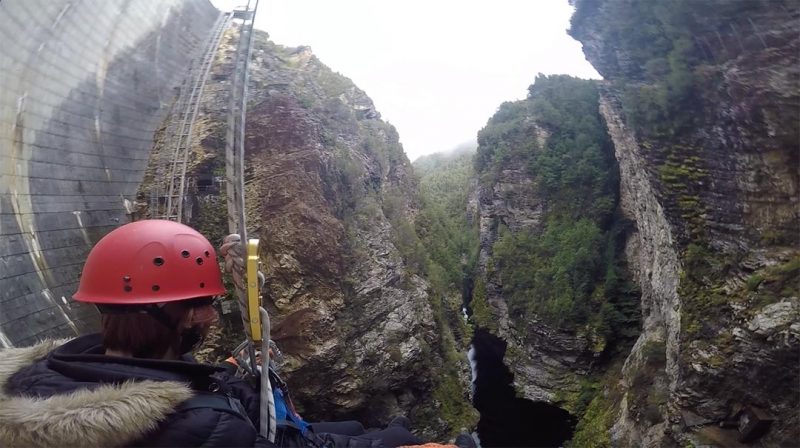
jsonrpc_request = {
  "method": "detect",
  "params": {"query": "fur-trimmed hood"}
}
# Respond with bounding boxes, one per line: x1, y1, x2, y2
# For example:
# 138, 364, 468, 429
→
0, 337, 194, 447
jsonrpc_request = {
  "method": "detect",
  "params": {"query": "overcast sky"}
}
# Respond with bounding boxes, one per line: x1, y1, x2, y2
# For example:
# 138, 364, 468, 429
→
211, 0, 600, 161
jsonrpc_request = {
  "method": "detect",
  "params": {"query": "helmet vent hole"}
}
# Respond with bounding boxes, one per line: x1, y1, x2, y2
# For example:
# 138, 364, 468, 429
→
196, 257, 204, 265
181, 250, 190, 258
204, 250, 210, 257
123, 285, 133, 292
153, 257, 164, 266
199, 282, 205, 288
152, 285, 160, 292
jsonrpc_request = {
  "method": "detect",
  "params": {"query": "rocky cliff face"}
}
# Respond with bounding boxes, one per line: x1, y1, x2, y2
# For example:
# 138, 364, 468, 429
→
141, 27, 472, 437
571, 0, 799, 445
468, 77, 635, 421
598, 92, 685, 446
471, 148, 591, 404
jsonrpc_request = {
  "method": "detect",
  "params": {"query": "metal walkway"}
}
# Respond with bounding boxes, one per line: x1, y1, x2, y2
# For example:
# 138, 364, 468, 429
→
225, 0, 259, 236
150, 11, 231, 222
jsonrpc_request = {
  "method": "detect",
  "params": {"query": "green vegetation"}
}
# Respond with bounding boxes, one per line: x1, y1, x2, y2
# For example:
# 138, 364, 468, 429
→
568, 392, 614, 448
410, 147, 485, 434
427, 300, 480, 433
414, 148, 480, 295
568, 0, 701, 137
570, 342, 666, 448
569, 0, 769, 136
566, 363, 626, 448
412, 149, 480, 304
430, 368, 479, 432
469, 278, 496, 333
474, 100, 533, 175
191, 160, 229, 247
745, 273, 764, 292
476, 75, 640, 345
569, 0, 764, 138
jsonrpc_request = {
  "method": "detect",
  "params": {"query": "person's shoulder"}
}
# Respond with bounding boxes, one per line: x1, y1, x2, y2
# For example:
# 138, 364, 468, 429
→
1, 338, 75, 396
0, 377, 194, 447
152, 393, 259, 446
0, 338, 69, 372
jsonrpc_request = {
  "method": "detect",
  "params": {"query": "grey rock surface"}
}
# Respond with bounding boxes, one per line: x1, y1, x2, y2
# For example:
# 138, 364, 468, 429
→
600, 91, 682, 446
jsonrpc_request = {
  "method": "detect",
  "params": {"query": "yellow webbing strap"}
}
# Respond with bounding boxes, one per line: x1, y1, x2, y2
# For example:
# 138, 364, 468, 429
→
246, 238, 262, 342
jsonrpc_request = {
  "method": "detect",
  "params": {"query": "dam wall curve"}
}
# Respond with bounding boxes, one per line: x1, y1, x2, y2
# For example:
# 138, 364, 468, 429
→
0, 0, 219, 347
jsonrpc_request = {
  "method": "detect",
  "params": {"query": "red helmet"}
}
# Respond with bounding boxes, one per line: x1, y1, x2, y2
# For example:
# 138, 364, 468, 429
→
73, 220, 226, 304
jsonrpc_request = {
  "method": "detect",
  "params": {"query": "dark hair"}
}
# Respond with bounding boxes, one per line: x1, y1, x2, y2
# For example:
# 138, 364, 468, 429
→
101, 299, 218, 359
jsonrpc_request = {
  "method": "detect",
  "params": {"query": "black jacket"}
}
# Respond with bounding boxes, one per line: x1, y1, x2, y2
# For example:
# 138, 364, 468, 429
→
0, 334, 275, 447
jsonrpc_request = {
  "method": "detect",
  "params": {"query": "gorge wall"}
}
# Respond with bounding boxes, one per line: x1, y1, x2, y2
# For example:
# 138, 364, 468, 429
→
569, 1, 799, 446
468, 74, 641, 417
458, 1, 798, 446
0, 0, 220, 347
143, 29, 476, 437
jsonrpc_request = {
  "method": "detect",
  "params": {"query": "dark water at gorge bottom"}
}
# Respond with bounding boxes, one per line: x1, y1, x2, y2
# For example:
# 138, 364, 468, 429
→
471, 329, 577, 447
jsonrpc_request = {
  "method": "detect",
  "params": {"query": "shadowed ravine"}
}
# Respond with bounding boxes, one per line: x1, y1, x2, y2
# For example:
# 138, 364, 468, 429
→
471, 329, 577, 447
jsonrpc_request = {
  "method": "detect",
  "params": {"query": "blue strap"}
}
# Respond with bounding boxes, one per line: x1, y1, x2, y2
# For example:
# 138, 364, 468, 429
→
274, 388, 310, 434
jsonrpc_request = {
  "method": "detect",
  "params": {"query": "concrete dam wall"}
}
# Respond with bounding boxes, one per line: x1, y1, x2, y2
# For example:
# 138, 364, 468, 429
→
0, 0, 220, 347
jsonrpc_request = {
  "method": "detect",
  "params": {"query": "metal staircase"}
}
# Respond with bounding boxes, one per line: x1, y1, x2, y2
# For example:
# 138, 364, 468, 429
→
151, 11, 231, 222
225, 0, 259, 235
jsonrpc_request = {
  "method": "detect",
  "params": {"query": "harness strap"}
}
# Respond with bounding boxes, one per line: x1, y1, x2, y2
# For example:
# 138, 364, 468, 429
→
177, 392, 252, 424
176, 393, 310, 430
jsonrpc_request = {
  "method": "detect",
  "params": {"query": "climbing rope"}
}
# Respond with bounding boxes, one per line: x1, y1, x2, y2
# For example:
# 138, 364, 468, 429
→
221, 0, 276, 442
